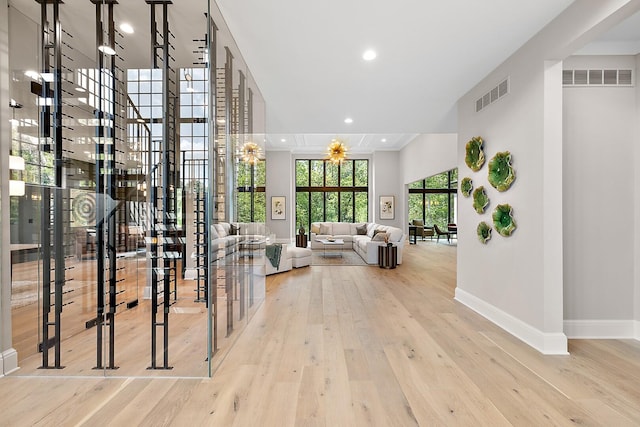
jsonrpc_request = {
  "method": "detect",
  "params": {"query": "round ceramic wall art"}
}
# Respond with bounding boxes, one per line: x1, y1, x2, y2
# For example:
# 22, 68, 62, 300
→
493, 203, 517, 236
488, 151, 516, 192
460, 177, 473, 197
472, 186, 489, 214
477, 221, 492, 244
465, 136, 485, 172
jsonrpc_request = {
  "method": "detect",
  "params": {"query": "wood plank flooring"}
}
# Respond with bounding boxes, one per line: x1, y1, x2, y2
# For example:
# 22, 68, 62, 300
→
2, 241, 640, 426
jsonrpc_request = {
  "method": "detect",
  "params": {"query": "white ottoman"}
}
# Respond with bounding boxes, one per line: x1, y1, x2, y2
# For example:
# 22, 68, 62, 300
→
289, 246, 312, 268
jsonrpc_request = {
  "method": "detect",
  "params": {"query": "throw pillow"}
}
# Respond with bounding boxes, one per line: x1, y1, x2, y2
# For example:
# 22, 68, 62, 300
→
413, 219, 424, 227
210, 225, 220, 240
311, 224, 320, 234
356, 224, 367, 235
372, 232, 387, 242
319, 224, 331, 235
230, 224, 241, 235
214, 224, 227, 237
372, 228, 386, 238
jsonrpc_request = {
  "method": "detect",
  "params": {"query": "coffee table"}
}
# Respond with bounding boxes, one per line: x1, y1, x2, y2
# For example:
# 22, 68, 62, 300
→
316, 238, 344, 258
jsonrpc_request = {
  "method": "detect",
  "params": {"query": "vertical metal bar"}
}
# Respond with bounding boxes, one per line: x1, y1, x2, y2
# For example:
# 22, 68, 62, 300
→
94, 0, 104, 371
162, 1, 170, 369
39, 0, 51, 370
106, 1, 118, 370
52, 0, 65, 369
148, 0, 158, 371
224, 47, 233, 220
207, 14, 219, 371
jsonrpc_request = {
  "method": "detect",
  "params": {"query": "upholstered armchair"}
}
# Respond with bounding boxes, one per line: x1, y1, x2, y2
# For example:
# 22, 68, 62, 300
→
411, 219, 434, 240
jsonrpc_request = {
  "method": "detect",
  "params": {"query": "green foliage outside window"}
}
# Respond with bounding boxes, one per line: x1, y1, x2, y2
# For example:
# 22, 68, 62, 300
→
236, 160, 266, 222
295, 159, 368, 231
408, 168, 457, 229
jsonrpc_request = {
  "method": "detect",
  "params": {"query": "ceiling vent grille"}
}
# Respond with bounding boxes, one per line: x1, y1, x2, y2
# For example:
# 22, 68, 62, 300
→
475, 78, 509, 112
563, 69, 633, 87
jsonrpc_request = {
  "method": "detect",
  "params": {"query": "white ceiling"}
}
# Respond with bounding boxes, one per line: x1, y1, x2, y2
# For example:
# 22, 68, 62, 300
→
10, 1, 640, 155
216, 0, 575, 151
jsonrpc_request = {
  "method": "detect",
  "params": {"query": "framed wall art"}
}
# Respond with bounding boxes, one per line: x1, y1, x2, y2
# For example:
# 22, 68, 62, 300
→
271, 196, 286, 220
379, 195, 395, 220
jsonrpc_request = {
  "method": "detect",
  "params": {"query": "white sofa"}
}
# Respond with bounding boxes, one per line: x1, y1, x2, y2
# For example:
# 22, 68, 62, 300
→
209, 222, 299, 275
310, 222, 405, 264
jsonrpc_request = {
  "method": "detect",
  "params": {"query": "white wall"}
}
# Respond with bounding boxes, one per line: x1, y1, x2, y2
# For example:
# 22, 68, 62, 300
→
265, 151, 294, 241
372, 151, 403, 229
1, 0, 19, 375
399, 134, 457, 186
454, 1, 640, 354
265, 150, 410, 238
562, 55, 637, 337
637, 55, 640, 339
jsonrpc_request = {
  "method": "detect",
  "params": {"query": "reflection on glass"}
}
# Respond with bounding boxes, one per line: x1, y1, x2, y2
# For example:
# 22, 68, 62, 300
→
7, 0, 266, 379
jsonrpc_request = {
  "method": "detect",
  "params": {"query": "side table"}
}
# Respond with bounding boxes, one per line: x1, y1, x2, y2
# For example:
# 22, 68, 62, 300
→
296, 234, 308, 248
378, 244, 397, 269
408, 225, 418, 244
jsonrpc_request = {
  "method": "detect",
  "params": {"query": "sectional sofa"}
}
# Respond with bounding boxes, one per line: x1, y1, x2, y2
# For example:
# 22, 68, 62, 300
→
208, 222, 309, 275
310, 222, 405, 264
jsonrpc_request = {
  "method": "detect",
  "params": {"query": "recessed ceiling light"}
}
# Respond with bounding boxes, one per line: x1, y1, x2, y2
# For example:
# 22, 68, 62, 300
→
381, 138, 387, 142
120, 23, 134, 34
280, 138, 286, 143
344, 117, 353, 124
75, 87, 86, 92
362, 49, 377, 61
98, 45, 116, 56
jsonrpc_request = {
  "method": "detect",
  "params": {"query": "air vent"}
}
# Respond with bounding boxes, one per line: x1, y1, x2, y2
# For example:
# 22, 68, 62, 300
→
475, 77, 509, 112
619, 69, 632, 85
563, 69, 633, 86
589, 70, 602, 85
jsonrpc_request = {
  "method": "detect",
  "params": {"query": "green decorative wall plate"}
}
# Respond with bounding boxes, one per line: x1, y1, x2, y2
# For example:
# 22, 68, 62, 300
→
493, 204, 517, 236
472, 186, 489, 214
477, 221, 492, 244
488, 151, 515, 192
465, 136, 485, 172
460, 177, 473, 197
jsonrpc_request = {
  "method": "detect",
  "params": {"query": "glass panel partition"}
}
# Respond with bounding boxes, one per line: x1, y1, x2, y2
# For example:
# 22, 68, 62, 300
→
8, 0, 266, 378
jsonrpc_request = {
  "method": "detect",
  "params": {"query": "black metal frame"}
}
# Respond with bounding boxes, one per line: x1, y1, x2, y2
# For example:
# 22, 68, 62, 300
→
37, 0, 65, 370
91, 0, 119, 371
295, 159, 369, 232
408, 169, 457, 226
147, 0, 177, 371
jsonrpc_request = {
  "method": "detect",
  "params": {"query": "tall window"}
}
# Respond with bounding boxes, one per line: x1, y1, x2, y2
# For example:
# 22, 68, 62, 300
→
408, 168, 457, 228
236, 161, 265, 222
295, 159, 368, 231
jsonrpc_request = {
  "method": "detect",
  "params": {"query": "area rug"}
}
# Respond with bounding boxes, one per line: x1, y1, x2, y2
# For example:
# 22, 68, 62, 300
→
311, 249, 368, 266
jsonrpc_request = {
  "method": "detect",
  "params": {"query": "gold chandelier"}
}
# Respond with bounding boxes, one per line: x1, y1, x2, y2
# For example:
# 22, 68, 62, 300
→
240, 141, 262, 165
326, 139, 348, 165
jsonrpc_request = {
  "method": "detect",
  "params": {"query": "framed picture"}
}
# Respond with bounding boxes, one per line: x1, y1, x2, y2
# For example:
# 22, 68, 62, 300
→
271, 196, 286, 220
379, 195, 395, 220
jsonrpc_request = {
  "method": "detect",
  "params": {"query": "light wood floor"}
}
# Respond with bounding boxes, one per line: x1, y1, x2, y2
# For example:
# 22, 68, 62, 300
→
2, 241, 640, 426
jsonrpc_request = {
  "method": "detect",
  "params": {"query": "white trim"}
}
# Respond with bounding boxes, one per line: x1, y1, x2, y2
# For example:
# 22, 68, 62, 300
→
564, 319, 637, 339
454, 288, 568, 355
1, 348, 19, 376
636, 321, 640, 340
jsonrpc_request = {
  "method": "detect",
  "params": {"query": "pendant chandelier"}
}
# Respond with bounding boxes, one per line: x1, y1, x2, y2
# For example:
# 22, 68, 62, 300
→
240, 141, 262, 165
326, 138, 348, 165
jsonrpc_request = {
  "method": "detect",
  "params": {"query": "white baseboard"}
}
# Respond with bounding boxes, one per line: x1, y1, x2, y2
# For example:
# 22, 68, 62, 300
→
454, 288, 568, 355
564, 319, 638, 339
1, 348, 19, 376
